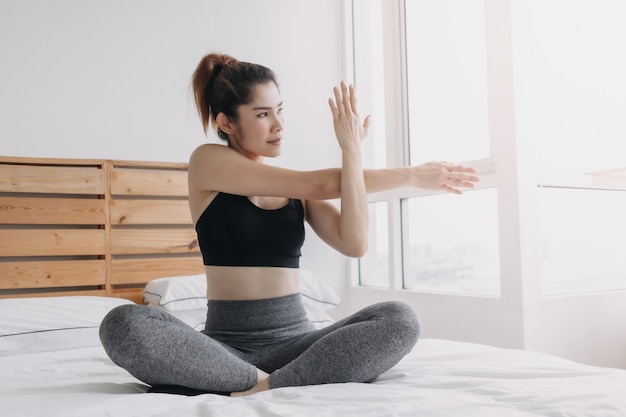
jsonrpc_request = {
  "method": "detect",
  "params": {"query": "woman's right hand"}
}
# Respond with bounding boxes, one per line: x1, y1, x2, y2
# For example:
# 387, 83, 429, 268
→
409, 161, 480, 195
328, 81, 371, 151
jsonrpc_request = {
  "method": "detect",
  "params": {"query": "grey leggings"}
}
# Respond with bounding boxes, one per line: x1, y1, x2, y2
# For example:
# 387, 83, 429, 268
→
99, 294, 420, 393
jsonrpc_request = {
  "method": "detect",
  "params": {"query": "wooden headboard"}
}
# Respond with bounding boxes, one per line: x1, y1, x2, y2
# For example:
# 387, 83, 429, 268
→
0, 156, 204, 303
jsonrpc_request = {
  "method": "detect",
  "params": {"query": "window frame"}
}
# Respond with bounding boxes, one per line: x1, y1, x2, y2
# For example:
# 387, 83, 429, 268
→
348, 0, 626, 301
350, 0, 501, 297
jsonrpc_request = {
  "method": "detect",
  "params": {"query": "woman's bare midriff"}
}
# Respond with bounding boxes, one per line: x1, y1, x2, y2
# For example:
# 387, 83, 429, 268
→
204, 265, 300, 300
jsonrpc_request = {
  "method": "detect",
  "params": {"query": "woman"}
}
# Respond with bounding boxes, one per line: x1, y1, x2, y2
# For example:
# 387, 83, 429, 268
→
100, 53, 479, 397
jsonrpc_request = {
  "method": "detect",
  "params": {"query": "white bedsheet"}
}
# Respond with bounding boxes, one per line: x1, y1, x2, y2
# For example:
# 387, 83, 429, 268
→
2, 338, 625, 417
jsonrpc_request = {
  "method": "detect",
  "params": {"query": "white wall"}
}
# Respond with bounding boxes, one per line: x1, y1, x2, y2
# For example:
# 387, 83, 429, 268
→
0, 0, 350, 295
0, 0, 346, 164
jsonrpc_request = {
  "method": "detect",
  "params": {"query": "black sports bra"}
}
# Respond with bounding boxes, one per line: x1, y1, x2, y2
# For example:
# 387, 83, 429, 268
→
195, 192, 305, 268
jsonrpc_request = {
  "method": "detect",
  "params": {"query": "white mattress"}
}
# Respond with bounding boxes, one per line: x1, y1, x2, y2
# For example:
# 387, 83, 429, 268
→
1, 296, 625, 417
3, 338, 626, 417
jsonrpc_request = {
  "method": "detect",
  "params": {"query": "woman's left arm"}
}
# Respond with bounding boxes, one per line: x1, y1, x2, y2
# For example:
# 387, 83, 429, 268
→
306, 82, 369, 258
307, 161, 480, 200
364, 162, 480, 195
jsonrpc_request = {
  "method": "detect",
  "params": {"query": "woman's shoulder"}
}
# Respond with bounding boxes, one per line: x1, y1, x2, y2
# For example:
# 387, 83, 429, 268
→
189, 143, 243, 169
190, 143, 230, 159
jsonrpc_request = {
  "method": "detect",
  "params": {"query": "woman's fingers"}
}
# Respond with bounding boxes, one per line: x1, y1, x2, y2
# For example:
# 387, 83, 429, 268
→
342, 82, 351, 113
443, 185, 463, 195
441, 162, 477, 174
332, 87, 341, 116
362, 115, 371, 138
441, 163, 480, 184
328, 96, 338, 117
330, 81, 359, 117
329, 81, 370, 145
349, 84, 359, 115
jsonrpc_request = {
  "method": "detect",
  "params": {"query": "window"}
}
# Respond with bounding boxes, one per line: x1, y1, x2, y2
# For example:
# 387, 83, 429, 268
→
512, 0, 626, 181
354, 0, 499, 295
352, 0, 626, 297
405, 0, 490, 164
402, 188, 500, 295
512, 0, 626, 294
352, 0, 387, 171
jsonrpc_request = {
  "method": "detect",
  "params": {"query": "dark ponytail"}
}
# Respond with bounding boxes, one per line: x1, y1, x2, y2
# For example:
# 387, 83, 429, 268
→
191, 53, 278, 140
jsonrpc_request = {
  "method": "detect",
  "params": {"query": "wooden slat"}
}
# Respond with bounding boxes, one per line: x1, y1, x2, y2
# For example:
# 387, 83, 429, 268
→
0, 157, 194, 302
110, 256, 204, 285
110, 168, 188, 196
110, 287, 145, 304
0, 229, 106, 256
110, 199, 192, 225
0, 196, 106, 225
0, 156, 105, 166
111, 160, 188, 170
0, 289, 107, 299
0, 260, 106, 289
110, 228, 199, 255
0, 164, 106, 194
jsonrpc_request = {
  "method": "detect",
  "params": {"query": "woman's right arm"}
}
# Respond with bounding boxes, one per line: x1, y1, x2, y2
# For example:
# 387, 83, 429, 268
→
311, 82, 370, 257
363, 162, 479, 195
188, 144, 479, 204
187, 143, 340, 201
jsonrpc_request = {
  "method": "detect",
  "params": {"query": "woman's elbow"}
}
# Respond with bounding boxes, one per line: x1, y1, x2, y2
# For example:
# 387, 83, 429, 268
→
342, 239, 368, 258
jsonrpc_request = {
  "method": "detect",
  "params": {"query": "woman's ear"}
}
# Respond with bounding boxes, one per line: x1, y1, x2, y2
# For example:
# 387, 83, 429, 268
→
216, 112, 235, 135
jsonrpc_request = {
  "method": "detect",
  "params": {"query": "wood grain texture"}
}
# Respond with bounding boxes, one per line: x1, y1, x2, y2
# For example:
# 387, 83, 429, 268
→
0, 289, 107, 299
0, 260, 106, 289
0, 196, 106, 225
0, 156, 202, 301
0, 164, 106, 194
110, 228, 199, 255
110, 287, 146, 304
0, 229, 106, 257
110, 199, 192, 225
110, 168, 188, 196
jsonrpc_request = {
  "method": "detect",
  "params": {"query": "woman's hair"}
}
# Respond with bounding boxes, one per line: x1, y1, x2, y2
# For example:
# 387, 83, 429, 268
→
191, 52, 278, 140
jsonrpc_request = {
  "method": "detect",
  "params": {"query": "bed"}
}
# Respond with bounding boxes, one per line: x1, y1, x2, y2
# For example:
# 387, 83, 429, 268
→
2, 156, 626, 417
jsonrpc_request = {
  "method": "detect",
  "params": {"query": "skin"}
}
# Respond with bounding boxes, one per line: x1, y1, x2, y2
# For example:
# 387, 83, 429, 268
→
187, 81, 479, 396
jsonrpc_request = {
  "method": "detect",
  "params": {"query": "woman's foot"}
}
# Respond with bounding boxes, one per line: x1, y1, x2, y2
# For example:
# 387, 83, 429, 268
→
231, 369, 270, 397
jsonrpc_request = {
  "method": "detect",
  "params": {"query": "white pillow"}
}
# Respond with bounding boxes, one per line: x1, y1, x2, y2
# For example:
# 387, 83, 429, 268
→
0, 296, 133, 356
298, 269, 340, 328
168, 308, 207, 331
143, 274, 207, 310
144, 270, 340, 328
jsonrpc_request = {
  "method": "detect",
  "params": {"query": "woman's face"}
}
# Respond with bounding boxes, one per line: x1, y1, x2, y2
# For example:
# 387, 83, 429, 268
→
229, 82, 285, 161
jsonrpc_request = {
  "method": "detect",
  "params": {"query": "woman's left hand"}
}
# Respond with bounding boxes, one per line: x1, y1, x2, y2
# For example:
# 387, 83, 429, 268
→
410, 161, 480, 195
328, 81, 371, 151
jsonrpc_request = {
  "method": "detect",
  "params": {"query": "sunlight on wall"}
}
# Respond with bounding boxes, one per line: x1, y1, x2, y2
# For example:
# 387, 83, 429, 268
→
512, 0, 626, 294
512, 0, 626, 177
